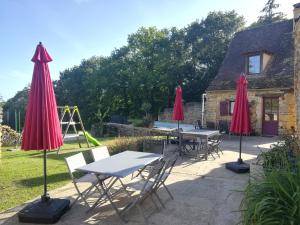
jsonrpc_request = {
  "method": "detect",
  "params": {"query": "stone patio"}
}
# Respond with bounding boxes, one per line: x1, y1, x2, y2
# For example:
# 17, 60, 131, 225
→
0, 136, 277, 225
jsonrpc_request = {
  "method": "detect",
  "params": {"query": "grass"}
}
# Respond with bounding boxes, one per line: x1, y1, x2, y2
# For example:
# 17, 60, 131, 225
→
0, 137, 116, 212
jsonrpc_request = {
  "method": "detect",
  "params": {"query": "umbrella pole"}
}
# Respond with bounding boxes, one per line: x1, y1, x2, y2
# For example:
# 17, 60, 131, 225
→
238, 134, 243, 164
42, 149, 50, 202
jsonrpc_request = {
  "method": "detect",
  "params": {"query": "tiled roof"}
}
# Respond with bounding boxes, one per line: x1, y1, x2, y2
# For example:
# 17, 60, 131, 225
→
207, 20, 294, 91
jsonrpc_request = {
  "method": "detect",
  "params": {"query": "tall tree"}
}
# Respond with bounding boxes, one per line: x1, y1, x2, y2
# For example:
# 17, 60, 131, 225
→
184, 11, 245, 101
250, 0, 286, 28
2, 86, 29, 129
7, 10, 245, 129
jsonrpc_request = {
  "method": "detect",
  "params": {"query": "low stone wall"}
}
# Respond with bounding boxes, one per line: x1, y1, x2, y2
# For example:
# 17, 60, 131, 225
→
158, 102, 202, 124
104, 123, 164, 137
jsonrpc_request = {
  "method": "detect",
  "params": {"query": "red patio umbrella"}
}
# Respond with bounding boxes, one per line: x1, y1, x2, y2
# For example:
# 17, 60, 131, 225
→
19, 43, 69, 224
226, 74, 251, 173
172, 85, 184, 131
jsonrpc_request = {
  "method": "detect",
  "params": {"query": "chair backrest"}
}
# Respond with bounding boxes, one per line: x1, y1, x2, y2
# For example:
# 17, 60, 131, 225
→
141, 159, 165, 194
154, 154, 178, 189
91, 146, 110, 161
65, 152, 87, 177
210, 133, 222, 144
163, 142, 179, 156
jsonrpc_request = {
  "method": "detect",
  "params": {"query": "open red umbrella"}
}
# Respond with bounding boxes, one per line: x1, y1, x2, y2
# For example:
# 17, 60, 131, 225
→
172, 85, 184, 130
226, 74, 251, 173
19, 43, 69, 223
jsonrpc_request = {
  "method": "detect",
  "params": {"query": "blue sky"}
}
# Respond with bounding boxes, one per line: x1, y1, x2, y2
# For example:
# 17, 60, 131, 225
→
0, 0, 297, 100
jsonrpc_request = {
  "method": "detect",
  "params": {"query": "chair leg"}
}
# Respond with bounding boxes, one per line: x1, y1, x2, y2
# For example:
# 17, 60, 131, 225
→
209, 148, 215, 159
162, 183, 174, 200
219, 147, 223, 154
150, 195, 160, 211
136, 204, 148, 225
74, 183, 93, 208
215, 147, 220, 158
153, 192, 165, 208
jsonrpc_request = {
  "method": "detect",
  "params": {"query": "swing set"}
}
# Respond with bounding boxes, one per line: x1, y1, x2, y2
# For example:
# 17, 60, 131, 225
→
57, 106, 90, 154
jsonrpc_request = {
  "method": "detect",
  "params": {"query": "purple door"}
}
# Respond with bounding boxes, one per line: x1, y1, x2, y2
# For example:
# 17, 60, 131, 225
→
262, 97, 279, 136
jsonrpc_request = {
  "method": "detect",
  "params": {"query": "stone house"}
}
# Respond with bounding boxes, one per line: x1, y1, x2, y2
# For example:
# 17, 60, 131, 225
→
206, 4, 300, 136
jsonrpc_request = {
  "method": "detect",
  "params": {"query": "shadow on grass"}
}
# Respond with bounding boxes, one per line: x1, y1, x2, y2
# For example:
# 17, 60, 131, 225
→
15, 172, 70, 187
1, 151, 41, 159
29, 148, 95, 164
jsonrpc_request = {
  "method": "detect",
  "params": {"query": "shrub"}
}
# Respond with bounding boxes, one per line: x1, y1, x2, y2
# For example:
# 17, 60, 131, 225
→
241, 168, 300, 225
241, 131, 300, 225
128, 116, 153, 128
1, 125, 21, 146
257, 130, 299, 173
257, 143, 290, 172
108, 136, 152, 154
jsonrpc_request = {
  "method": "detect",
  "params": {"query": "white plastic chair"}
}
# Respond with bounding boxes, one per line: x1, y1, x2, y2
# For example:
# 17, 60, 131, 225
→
91, 146, 110, 161
65, 152, 103, 208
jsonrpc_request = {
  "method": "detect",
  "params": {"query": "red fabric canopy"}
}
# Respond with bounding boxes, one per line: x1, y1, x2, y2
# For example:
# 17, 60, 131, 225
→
21, 43, 63, 150
172, 86, 184, 121
230, 75, 251, 135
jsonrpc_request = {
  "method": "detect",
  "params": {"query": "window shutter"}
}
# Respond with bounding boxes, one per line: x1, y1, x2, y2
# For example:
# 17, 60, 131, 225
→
220, 101, 229, 116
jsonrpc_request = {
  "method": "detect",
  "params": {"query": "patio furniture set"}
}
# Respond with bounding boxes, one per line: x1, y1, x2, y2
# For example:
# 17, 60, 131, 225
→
64, 146, 178, 224
153, 122, 223, 160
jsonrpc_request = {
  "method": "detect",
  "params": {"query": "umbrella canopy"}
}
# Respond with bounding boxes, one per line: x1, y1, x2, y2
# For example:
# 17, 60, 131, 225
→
22, 43, 63, 150
230, 75, 251, 135
172, 86, 184, 121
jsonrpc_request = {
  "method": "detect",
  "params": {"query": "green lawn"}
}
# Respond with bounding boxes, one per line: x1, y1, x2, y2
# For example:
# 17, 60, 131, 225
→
0, 138, 116, 212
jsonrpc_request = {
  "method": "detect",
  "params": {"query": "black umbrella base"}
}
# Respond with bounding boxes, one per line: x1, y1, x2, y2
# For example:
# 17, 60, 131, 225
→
18, 198, 70, 224
225, 160, 250, 173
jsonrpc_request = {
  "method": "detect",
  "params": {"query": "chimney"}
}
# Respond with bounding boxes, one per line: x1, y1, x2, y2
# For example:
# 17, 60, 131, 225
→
294, 3, 300, 137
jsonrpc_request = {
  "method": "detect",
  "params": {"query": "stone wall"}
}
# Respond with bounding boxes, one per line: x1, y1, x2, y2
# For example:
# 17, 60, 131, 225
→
158, 102, 202, 124
294, 15, 300, 136
104, 123, 168, 137
206, 89, 296, 135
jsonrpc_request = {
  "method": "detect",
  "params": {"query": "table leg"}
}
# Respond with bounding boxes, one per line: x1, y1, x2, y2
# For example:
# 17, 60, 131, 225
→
88, 177, 118, 212
205, 137, 208, 160
100, 182, 126, 222
179, 133, 182, 156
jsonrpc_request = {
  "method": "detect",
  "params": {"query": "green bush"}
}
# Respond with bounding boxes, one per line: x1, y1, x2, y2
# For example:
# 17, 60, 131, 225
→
1, 125, 21, 146
257, 144, 290, 172
257, 130, 299, 173
128, 116, 153, 128
241, 131, 300, 225
108, 136, 152, 154
241, 168, 300, 225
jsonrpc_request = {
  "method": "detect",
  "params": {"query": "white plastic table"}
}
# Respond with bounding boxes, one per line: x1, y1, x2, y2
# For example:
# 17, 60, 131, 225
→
76, 151, 162, 217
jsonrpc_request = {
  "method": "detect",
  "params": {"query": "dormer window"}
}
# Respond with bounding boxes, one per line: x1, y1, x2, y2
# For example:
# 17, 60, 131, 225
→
247, 54, 261, 74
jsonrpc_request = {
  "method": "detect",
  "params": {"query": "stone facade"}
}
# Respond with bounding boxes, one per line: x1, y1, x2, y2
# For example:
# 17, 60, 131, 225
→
206, 89, 296, 135
294, 5, 300, 136
158, 102, 202, 124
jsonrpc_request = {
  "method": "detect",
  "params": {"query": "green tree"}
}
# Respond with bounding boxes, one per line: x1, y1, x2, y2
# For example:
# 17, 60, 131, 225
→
9, 10, 245, 130
250, 0, 286, 28
184, 11, 245, 100
2, 86, 29, 130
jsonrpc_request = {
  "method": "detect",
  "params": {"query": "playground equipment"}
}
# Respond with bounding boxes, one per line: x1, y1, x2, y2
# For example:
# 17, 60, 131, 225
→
57, 106, 90, 154
81, 131, 101, 146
